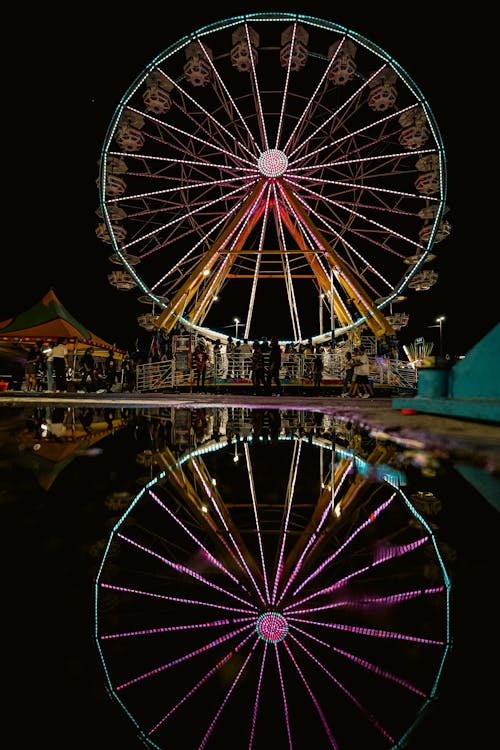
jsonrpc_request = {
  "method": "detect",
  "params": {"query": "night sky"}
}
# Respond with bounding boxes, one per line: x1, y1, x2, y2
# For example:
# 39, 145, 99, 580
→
6, 2, 496, 357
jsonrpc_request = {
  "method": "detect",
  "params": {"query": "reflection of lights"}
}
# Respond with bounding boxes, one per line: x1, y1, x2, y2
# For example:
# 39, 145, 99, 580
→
33, 443, 41, 451
256, 611, 289, 643
177, 433, 405, 488
105, 491, 133, 512
85, 447, 104, 457
97, 417, 452, 750
136, 449, 155, 467
410, 492, 442, 516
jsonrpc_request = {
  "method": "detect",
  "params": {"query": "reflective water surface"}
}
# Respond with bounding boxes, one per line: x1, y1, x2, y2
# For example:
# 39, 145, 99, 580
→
3, 404, 498, 749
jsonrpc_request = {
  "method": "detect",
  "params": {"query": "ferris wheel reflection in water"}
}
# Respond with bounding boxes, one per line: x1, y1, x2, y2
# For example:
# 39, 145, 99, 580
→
95, 416, 451, 750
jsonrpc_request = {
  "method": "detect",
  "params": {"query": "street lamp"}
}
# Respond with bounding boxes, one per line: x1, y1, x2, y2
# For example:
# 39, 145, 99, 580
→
234, 317, 240, 339
435, 316, 445, 358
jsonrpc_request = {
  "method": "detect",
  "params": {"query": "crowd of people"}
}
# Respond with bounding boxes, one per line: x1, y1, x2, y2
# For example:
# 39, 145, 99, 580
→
191, 334, 377, 396
21, 332, 387, 397
192, 335, 286, 395
21, 338, 136, 394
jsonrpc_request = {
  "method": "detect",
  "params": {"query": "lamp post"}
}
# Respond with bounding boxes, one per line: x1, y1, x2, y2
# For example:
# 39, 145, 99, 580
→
330, 270, 335, 347
436, 315, 445, 358
234, 317, 240, 339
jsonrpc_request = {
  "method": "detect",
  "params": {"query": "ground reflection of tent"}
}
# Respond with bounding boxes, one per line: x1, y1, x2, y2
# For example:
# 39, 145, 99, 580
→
16, 415, 127, 491
0, 289, 123, 358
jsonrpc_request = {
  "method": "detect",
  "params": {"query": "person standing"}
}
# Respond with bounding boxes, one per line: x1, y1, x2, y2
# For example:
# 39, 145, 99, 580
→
349, 346, 374, 398
341, 350, 355, 397
250, 342, 266, 395
51, 337, 69, 392
23, 346, 38, 391
104, 352, 117, 392
266, 336, 282, 395
35, 352, 45, 391
194, 343, 209, 391
212, 339, 222, 382
121, 352, 136, 391
33, 340, 46, 391
239, 338, 253, 381
80, 347, 97, 392
44, 341, 55, 392
312, 346, 324, 393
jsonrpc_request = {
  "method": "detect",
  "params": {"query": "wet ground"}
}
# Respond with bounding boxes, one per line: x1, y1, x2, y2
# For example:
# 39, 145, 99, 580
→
2, 394, 499, 749
2, 389, 500, 478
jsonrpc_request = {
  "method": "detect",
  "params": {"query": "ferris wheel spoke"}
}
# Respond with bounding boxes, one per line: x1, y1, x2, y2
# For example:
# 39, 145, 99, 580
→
187, 34, 263, 159
285, 633, 397, 744
280, 180, 418, 298
148, 631, 258, 736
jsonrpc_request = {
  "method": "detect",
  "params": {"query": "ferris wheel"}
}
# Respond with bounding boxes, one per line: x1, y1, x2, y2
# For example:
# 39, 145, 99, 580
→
97, 13, 450, 344
95, 428, 451, 749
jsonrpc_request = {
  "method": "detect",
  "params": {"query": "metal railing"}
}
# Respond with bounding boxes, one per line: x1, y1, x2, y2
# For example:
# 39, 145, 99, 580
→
136, 349, 417, 393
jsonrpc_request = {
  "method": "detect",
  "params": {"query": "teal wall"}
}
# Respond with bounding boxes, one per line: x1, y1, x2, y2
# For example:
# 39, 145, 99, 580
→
449, 323, 500, 400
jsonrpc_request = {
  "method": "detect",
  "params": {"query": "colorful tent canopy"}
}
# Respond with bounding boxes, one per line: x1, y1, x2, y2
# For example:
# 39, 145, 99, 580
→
0, 289, 123, 356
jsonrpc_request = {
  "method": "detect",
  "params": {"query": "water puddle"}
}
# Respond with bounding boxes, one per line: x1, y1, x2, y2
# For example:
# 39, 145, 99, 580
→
2, 404, 497, 749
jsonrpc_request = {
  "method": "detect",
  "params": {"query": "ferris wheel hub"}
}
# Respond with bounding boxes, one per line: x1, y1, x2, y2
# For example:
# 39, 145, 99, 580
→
256, 610, 289, 642
258, 149, 288, 177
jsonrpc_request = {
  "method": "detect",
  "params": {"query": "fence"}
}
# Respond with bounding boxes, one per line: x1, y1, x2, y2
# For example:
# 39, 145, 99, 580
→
136, 338, 417, 394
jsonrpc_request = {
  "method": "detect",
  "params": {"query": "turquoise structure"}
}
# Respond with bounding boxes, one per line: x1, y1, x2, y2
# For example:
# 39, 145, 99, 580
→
393, 323, 500, 424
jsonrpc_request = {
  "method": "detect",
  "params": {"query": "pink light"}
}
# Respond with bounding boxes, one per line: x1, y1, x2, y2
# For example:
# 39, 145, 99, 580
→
258, 149, 288, 177
256, 611, 289, 643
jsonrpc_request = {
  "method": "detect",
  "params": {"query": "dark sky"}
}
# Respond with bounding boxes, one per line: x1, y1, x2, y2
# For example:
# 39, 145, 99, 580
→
6, 2, 496, 356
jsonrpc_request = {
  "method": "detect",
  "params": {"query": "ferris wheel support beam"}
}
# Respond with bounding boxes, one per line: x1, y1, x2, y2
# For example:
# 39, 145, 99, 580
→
278, 199, 353, 329
157, 447, 265, 589
279, 182, 396, 339
190, 195, 268, 327
155, 181, 266, 336
278, 458, 353, 596
324, 443, 398, 529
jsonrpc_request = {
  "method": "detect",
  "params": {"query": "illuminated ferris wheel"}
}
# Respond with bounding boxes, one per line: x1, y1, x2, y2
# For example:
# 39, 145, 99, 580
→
95, 428, 450, 749
98, 13, 450, 343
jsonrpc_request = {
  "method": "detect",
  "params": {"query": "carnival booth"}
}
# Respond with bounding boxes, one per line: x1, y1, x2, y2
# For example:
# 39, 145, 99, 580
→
0, 289, 125, 389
